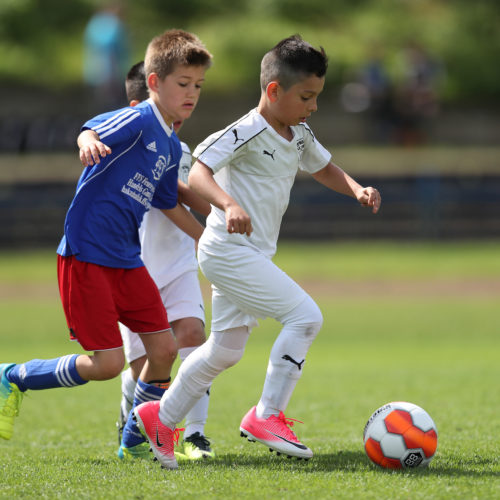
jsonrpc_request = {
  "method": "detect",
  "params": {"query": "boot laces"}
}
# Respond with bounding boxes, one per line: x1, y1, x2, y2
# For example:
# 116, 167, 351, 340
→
172, 427, 184, 446
277, 411, 303, 428
276, 411, 303, 441
185, 431, 211, 450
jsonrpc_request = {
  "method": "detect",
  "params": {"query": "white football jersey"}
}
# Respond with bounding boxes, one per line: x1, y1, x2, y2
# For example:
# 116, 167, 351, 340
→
139, 141, 198, 288
194, 108, 331, 258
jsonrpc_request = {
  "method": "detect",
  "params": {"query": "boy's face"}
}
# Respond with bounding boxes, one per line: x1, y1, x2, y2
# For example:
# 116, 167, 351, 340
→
275, 74, 325, 126
153, 64, 206, 126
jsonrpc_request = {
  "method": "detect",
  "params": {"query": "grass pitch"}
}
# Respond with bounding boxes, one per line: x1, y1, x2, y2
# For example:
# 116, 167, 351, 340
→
1, 242, 499, 499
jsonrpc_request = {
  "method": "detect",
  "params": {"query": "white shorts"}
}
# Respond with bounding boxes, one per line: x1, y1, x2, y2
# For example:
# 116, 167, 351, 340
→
198, 243, 309, 332
120, 270, 205, 363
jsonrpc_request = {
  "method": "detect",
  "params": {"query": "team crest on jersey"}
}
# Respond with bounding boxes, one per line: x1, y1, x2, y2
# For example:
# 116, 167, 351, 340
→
296, 138, 305, 160
152, 154, 170, 180
180, 164, 190, 181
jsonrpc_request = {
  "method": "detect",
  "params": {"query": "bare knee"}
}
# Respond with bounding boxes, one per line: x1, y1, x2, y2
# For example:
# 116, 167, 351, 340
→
149, 344, 178, 368
172, 318, 206, 349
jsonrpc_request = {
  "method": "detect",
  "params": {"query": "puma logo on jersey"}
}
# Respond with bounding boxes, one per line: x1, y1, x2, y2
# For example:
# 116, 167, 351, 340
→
282, 354, 305, 370
263, 149, 275, 160
146, 141, 157, 152
232, 129, 244, 144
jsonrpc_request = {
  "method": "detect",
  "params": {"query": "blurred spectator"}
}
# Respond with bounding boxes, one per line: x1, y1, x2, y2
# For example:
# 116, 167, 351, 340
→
359, 49, 396, 143
341, 43, 444, 146
83, 3, 130, 111
393, 42, 443, 146
340, 47, 397, 144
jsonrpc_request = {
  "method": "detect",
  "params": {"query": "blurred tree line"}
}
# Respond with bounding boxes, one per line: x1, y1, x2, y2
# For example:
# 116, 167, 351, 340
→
0, 0, 499, 104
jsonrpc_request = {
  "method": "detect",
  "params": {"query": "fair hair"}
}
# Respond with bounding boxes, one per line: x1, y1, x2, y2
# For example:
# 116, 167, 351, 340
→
144, 29, 212, 80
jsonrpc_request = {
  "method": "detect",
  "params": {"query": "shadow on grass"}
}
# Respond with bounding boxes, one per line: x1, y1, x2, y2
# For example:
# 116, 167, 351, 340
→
176, 450, 500, 477
178, 450, 367, 472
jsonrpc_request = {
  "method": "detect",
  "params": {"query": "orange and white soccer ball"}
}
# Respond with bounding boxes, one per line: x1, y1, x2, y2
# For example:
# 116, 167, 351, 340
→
363, 401, 438, 469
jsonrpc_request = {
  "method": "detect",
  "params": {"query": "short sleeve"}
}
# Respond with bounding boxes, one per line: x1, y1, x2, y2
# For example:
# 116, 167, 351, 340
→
82, 107, 142, 149
298, 124, 332, 174
193, 129, 238, 174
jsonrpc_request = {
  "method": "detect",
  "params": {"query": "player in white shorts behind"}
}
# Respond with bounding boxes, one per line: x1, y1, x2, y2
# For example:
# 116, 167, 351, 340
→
133, 35, 381, 470
111, 62, 213, 461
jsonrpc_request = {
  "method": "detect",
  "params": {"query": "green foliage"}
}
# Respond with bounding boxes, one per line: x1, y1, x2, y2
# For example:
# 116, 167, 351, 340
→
1, 243, 500, 498
0, 0, 499, 101
0, 0, 92, 86
0, 0, 90, 41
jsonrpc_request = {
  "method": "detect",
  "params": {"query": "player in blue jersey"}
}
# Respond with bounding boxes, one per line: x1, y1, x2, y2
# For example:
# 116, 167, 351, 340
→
102, 61, 214, 461
0, 30, 212, 448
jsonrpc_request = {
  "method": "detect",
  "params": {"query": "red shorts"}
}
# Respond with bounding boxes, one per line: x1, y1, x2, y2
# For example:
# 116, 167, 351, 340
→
57, 255, 170, 351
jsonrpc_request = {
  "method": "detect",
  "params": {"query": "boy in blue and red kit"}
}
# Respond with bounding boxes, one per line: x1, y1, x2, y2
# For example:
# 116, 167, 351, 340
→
0, 29, 212, 445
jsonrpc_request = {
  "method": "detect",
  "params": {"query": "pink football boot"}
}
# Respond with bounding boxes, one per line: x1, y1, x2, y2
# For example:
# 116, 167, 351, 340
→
239, 406, 312, 459
133, 401, 183, 469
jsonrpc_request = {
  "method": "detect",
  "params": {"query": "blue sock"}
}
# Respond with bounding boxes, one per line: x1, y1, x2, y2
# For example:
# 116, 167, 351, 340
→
121, 378, 167, 448
6, 355, 87, 392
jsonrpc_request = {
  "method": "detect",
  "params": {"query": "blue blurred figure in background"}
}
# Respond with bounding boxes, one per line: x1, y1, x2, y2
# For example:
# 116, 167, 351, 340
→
83, 3, 130, 111
393, 42, 443, 146
359, 47, 396, 144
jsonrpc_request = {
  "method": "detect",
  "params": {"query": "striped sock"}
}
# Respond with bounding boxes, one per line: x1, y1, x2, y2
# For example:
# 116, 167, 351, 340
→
6, 355, 87, 392
121, 377, 168, 448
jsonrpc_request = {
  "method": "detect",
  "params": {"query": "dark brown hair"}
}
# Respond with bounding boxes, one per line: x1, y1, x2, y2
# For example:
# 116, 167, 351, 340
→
125, 61, 148, 102
260, 35, 328, 91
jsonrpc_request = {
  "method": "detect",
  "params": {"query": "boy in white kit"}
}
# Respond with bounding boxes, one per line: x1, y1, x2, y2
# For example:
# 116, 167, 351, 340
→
133, 35, 381, 469
116, 62, 213, 460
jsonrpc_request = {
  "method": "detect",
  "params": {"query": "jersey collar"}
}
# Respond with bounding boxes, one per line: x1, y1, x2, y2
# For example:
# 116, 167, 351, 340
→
147, 98, 174, 137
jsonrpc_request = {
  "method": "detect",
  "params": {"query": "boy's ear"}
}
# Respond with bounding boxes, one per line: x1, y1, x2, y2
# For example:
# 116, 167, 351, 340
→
266, 81, 280, 102
147, 73, 159, 93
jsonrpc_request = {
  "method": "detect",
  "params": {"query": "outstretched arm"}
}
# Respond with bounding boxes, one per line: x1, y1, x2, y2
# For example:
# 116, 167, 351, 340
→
77, 129, 112, 167
312, 162, 381, 214
160, 203, 205, 241
188, 160, 253, 236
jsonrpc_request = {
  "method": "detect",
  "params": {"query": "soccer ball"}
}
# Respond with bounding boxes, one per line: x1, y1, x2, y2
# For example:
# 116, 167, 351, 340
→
363, 401, 438, 469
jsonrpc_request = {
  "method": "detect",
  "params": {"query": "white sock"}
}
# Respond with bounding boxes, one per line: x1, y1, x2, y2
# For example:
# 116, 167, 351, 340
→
121, 368, 137, 418
179, 346, 210, 438
256, 296, 323, 419
159, 328, 248, 429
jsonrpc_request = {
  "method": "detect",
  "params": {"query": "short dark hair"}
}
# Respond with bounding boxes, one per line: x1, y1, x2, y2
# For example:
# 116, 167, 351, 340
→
260, 35, 328, 91
125, 61, 149, 102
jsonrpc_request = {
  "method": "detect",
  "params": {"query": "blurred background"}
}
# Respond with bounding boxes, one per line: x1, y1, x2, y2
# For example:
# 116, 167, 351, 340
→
0, 0, 499, 247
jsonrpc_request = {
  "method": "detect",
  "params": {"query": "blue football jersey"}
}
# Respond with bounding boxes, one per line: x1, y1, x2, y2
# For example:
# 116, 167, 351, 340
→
57, 99, 181, 268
